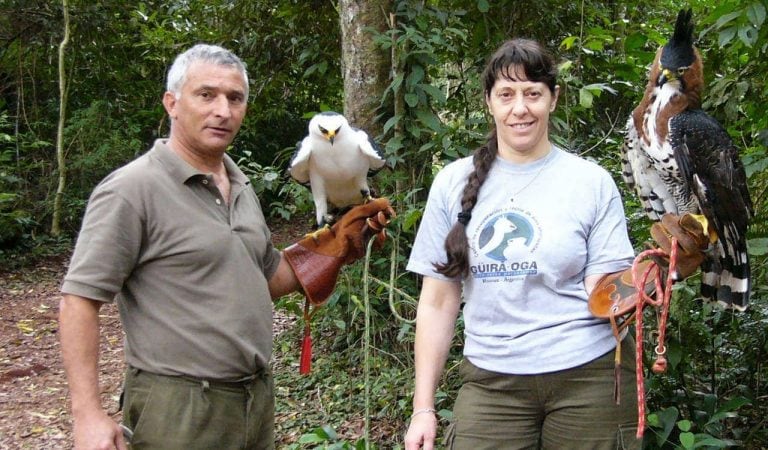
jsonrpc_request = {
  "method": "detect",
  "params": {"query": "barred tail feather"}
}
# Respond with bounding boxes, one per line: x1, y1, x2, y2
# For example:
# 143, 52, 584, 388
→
717, 267, 750, 311
718, 221, 751, 309
698, 242, 750, 310
699, 257, 719, 302
719, 246, 750, 311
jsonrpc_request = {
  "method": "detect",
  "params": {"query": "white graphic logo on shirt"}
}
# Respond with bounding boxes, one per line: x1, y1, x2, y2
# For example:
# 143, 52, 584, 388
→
469, 209, 540, 279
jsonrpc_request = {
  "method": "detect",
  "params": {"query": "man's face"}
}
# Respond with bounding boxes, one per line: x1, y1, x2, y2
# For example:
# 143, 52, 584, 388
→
163, 61, 247, 156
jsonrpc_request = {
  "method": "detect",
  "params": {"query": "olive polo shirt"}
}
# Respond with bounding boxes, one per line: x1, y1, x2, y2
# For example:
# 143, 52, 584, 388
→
62, 139, 282, 379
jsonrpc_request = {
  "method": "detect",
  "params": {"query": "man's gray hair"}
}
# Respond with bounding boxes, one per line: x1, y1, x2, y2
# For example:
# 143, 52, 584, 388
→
166, 44, 249, 99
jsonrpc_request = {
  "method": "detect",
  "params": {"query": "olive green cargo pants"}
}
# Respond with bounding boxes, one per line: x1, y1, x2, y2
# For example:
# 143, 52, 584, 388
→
121, 366, 274, 450
447, 339, 639, 450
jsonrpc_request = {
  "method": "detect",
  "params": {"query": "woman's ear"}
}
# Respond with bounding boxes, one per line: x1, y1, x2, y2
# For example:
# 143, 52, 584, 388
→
550, 86, 560, 112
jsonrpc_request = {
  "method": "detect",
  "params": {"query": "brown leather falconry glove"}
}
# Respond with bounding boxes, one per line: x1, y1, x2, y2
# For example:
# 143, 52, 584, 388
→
648, 213, 710, 281
283, 197, 396, 306
589, 213, 710, 319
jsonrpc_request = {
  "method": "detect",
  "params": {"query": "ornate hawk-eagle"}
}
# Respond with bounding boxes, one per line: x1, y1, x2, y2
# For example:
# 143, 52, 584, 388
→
621, 9, 753, 309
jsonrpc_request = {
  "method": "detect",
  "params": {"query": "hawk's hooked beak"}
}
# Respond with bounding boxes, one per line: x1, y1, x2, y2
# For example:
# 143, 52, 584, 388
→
327, 127, 342, 145
323, 130, 336, 145
658, 68, 677, 86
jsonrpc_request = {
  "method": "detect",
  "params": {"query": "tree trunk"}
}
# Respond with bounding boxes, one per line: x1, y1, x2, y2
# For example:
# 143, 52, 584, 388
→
51, 0, 70, 236
339, 0, 392, 138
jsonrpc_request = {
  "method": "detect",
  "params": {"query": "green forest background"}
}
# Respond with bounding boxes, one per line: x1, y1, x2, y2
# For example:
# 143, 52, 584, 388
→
1, 0, 766, 448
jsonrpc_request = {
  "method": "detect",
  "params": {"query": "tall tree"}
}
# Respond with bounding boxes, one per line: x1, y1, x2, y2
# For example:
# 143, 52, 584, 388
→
51, 0, 69, 236
339, 0, 392, 136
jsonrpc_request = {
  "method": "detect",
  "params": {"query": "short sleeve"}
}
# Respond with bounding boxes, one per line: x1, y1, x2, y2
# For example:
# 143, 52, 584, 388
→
406, 163, 466, 282
584, 175, 635, 277
61, 186, 143, 302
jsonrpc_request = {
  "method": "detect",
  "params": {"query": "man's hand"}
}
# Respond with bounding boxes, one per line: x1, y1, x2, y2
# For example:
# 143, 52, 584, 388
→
283, 198, 396, 305
72, 410, 127, 450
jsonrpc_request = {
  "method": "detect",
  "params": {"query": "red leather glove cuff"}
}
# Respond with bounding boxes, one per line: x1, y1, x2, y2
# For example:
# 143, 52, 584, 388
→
283, 242, 344, 306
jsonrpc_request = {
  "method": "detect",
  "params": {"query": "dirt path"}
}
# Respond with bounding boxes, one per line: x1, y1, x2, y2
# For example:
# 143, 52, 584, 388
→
0, 253, 122, 449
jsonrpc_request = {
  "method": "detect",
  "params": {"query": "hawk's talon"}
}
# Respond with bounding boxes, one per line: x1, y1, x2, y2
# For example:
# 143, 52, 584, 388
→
305, 224, 332, 244
366, 217, 381, 232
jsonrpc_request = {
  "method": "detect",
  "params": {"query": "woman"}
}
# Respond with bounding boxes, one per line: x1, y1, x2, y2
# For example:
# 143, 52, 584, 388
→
403, 39, 641, 450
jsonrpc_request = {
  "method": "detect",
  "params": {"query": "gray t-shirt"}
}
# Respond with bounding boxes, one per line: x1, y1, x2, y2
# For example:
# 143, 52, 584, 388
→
62, 140, 281, 379
407, 147, 634, 374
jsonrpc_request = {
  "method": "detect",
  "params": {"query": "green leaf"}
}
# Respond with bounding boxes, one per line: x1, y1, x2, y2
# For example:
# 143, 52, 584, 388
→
747, 2, 767, 27
624, 33, 648, 51
653, 407, 680, 446
584, 39, 604, 52
560, 35, 578, 50
349, 294, 365, 312
383, 114, 402, 135
692, 436, 728, 448
418, 141, 436, 152
298, 433, 326, 444
477, 0, 490, 13
579, 88, 594, 108
419, 83, 446, 104
748, 237, 768, 256
677, 419, 692, 432
558, 60, 574, 73
385, 136, 403, 153
402, 209, 423, 231
738, 25, 757, 47
406, 65, 425, 88
718, 26, 737, 47
584, 82, 617, 96
708, 396, 752, 422
680, 431, 695, 449
715, 11, 743, 28
320, 425, 338, 440
391, 73, 404, 93
404, 93, 419, 107
666, 338, 682, 369
415, 109, 442, 132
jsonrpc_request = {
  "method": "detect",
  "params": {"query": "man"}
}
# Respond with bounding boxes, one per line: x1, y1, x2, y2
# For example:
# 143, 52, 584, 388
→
59, 44, 393, 450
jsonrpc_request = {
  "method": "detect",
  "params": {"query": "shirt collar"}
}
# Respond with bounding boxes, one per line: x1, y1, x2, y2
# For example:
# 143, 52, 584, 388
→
151, 138, 250, 187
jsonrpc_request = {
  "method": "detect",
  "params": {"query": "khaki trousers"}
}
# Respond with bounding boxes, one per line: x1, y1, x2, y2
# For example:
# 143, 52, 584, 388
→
448, 339, 639, 450
121, 366, 274, 450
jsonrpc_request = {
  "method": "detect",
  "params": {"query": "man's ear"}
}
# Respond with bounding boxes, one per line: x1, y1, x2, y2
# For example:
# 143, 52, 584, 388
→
162, 91, 177, 118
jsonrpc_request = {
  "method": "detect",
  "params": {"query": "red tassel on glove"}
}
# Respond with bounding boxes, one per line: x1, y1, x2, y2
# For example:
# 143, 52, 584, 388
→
300, 327, 312, 375
299, 299, 313, 375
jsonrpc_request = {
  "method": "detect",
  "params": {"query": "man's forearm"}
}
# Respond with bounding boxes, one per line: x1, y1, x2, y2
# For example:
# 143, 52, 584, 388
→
59, 294, 105, 417
268, 254, 301, 300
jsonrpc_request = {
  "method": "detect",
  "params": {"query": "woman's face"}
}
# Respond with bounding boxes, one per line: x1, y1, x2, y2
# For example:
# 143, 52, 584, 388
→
486, 66, 559, 161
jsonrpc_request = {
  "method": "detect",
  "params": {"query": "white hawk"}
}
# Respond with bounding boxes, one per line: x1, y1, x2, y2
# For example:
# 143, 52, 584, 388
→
290, 111, 386, 228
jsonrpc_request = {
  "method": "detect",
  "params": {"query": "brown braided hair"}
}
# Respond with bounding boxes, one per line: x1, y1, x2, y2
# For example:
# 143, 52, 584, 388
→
434, 39, 558, 278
